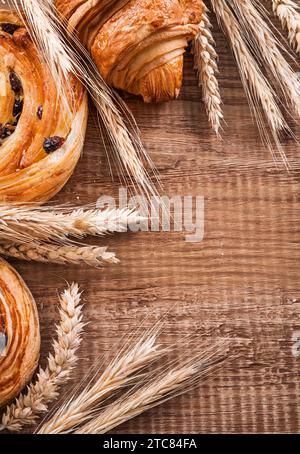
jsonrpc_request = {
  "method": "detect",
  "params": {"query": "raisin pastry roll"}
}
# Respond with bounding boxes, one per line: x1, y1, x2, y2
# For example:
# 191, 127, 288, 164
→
0, 257, 40, 407
55, 0, 203, 102
0, 10, 88, 202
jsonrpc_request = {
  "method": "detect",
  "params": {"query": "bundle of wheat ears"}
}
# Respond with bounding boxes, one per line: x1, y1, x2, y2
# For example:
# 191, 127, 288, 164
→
0, 204, 143, 266
0, 283, 231, 433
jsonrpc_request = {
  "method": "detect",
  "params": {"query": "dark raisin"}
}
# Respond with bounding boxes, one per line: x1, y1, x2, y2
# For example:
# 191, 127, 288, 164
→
0, 23, 20, 35
0, 123, 13, 139
37, 105, 43, 120
43, 136, 65, 153
9, 71, 23, 95
13, 97, 23, 118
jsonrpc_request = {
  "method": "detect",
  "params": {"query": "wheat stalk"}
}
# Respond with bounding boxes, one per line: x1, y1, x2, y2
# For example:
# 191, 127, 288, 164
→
75, 342, 229, 434
194, 2, 223, 135
38, 333, 167, 434
210, 0, 289, 136
230, 0, 300, 118
0, 205, 142, 244
0, 242, 118, 266
272, 0, 300, 53
5, 0, 158, 199
0, 283, 84, 432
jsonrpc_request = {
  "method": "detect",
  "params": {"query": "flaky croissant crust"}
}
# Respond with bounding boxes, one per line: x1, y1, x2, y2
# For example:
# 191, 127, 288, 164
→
55, 0, 203, 102
0, 258, 40, 408
0, 10, 88, 203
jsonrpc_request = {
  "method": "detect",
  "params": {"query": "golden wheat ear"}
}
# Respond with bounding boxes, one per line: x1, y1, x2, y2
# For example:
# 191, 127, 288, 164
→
0, 204, 143, 244
272, 0, 300, 54
194, 1, 223, 136
5, 0, 159, 200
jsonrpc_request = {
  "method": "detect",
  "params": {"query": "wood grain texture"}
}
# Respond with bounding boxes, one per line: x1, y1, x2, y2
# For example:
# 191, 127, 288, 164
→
1, 7, 300, 434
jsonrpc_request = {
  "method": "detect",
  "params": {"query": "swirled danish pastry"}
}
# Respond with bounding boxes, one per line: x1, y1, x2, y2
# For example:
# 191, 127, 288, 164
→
0, 257, 40, 407
0, 10, 88, 202
55, 0, 203, 102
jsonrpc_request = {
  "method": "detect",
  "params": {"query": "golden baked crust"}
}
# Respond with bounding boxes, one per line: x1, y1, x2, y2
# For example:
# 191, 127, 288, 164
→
0, 258, 40, 407
55, 0, 202, 102
0, 10, 88, 202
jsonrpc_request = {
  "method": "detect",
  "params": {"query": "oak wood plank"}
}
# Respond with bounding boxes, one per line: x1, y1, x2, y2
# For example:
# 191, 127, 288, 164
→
2, 7, 300, 433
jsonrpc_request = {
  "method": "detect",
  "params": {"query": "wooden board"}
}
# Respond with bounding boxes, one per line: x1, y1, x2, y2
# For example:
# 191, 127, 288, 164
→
2, 14, 300, 434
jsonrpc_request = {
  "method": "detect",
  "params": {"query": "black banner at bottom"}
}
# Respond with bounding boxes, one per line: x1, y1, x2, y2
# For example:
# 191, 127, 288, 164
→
0, 434, 298, 449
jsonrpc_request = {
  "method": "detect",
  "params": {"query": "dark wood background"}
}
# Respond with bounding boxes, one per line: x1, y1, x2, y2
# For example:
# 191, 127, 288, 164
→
3, 5, 300, 433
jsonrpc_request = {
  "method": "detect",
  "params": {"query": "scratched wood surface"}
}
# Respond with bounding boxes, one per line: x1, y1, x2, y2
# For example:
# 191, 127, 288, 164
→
2, 9, 300, 434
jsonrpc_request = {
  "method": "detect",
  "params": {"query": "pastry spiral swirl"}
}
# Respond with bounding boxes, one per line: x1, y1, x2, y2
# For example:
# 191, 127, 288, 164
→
0, 10, 88, 202
55, 0, 203, 102
0, 257, 40, 407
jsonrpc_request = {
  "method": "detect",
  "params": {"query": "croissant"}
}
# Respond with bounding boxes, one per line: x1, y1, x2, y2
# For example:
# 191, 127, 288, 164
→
0, 258, 40, 407
55, 0, 203, 102
0, 10, 88, 203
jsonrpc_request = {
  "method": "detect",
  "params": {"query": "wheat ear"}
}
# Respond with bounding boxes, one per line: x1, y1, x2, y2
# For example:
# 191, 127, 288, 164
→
75, 342, 229, 434
0, 242, 118, 266
38, 333, 167, 434
210, 0, 288, 135
0, 283, 84, 432
6, 0, 158, 200
272, 0, 300, 53
0, 205, 142, 244
231, 0, 300, 118
194, 2, 223, 135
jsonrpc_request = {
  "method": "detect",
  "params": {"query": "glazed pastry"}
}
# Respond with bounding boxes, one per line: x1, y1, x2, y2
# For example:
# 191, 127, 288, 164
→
0, 258, 40, 407
0, 10, 88, 202
55, 0, 203, 102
